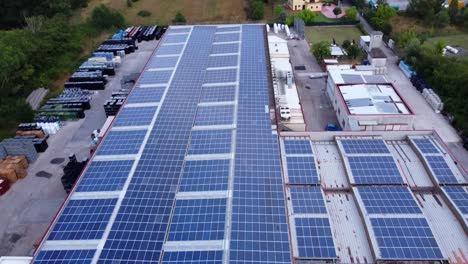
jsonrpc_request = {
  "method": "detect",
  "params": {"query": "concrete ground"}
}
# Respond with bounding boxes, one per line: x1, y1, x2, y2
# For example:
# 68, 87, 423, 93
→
0, 40, 158, 257
287, 39, 338, 131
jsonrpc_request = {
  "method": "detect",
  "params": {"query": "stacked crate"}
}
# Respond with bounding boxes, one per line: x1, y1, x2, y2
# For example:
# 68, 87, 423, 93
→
2, 138, 38, 163
0, 156, 28, 184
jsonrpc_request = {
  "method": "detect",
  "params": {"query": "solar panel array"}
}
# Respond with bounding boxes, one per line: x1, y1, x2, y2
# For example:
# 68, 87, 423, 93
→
443, 186, 468, 216
33, 25, 291, 264
338, 138, 404, 184
354, 186, 444, 260
409, 136, 463, 184
282, 139, 319, 184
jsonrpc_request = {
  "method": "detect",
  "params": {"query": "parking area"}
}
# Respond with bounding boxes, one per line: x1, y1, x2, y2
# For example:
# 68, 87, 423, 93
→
0, 40, 159, 257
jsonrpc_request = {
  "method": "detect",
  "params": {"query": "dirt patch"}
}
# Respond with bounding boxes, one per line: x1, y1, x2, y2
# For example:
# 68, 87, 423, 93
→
36, 171, 53, 179
50, 158, 65, 165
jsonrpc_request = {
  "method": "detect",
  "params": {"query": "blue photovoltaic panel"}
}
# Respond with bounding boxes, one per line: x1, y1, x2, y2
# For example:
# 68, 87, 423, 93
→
286, 156, 319, 184
214, 33, 240, 42
162, 251, 223, 263
208, 55, 238, 68
216, 26, 240, 32
370, 217, 443, 260
148, 56, 179, 68
443, 186, 468, 214
230, 25, 291, 263
357, 186, 422, 214
164, 34, 189, 43
126, 87, 165, 104
348, 156, 403, 184
425, 156, 458, 183
284, 140, 313, 155
205, 69, 237, 83
341, 139, 390, 154
156, 44, 184, 55
194, 105, 234, 126
188, 129, 232, 155
413, 138, 440, 154
295, 218, 337, 259
139, 70, 172, 85
200, 86, 236, 103
48, 199, 117, 240
169, 27, 191, 33
168, 198, 226, 241
76, 160, 133, 192
97, 27, 215, 263
34, 250, 95, 264
289, 186, 327, 214
113, 106, 157, 127
180, 160, 230, 192
212, 43, 239, 54
96, 130, 146, 156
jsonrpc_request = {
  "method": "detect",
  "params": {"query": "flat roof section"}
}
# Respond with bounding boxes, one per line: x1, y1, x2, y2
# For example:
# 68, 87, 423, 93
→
338, 83, 412, 115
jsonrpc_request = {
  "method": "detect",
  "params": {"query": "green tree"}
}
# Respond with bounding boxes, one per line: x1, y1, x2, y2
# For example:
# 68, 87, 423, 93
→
434, 40, 446, 55
274, 5, 284, 17
89, 5, 126, 30
248, 0, 264, 20
297, 9, 316, 23
346, 44, 361, 59
173, 12, 187, 23
370, 4, 397, 34
333, 7, 342, 18
345, 7, 358, 21
312, 41, 331, 61
449, 0, 459, 22
398, 31, 418, 48
352, 0, 366, 9
285, 15, 295, 26
435, 9, 450, 28
342, 40, 351, 50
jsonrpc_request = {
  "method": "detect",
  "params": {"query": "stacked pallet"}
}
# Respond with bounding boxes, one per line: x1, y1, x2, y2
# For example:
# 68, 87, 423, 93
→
1, 138, 38, 163
0, 156, 28, 184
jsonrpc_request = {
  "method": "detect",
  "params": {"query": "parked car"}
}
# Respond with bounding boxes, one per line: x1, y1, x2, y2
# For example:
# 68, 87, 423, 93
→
325, 123, 343, 131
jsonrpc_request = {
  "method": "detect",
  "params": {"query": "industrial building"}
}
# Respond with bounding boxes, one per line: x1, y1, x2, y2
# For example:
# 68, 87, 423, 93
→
30, 24, 467, 263
327, 68, 415, 131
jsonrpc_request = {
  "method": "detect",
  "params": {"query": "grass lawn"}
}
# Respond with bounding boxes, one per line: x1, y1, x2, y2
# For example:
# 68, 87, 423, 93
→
391, 15, 462, 36
305, 26, 362, 46
427, 34, 468, 49
82, 0, 248, 25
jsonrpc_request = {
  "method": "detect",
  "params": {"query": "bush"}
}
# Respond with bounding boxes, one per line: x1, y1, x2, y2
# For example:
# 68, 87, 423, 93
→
333, 7, 342, 18
345, 7, 358, 21
173, 12, 187, 24
342, 40, 351, 50
297, 9, 316, 23
89, 5, 126, 30
312, 41, 331, 61
346, 44, 361, 59
248, 0, 264, 20
435, 9, 450, 28
137, 10, 151, 17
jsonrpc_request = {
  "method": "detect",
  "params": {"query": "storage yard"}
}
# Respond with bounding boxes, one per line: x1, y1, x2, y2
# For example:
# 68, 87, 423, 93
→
0, 22, 467, 264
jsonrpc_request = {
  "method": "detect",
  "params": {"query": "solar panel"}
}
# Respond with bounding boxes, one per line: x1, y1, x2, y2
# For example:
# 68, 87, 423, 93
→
211, 43, 239, 54
200, 85, 236, 103
208, 55, 238, 68
205, 69, 237, 83
194, 105, 234, 126
283, 139, 313, 155
295, 217, 337, 259
443, 186, 468, 214
162, 251, 223, 263
286, 156, 319, 184
96, 130, 146, 156
139, 70, 173, 85
363, 75, 386, 83
180, 160, 230, 192
112, 106, 157, 127
169, 27, 191, 34
289, 186, 327, 214
370, 217, 443, 260
34, 250, 95, 264
76, 160, 134, 192
168, 198, 226, 241
188, 129, 232, 155
425, 156, 458, 183
148, 56, 179, 68
340, 139, 390, 154
341, 74, 364, 84
48, 199, 117, 240
214, 32, 240, 42
164, 34, 189, 43
356, 186, 422, 214
348, 156, 403, 184
413, 138, 440, 154
156, 44, 184, 55
216, 26, 241, 32
126, 87, 165, 104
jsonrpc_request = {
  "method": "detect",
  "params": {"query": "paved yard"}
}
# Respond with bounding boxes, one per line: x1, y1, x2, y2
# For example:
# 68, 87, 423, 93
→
0, 40, 159, 257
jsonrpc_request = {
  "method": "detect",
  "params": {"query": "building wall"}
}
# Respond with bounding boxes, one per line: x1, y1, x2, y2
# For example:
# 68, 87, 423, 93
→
288, 0, 323, 11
